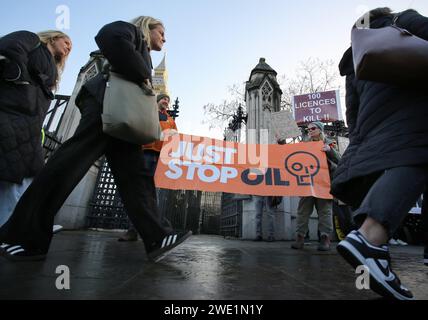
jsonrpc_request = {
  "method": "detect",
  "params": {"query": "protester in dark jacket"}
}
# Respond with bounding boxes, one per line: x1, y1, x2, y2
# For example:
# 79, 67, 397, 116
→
0, 17, 191, 262
333, 7, 428, 300
0, 30, 71, 227
291, 122, 341, 251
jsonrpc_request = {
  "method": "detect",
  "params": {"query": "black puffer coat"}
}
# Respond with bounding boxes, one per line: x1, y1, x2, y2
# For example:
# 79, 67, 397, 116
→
331, 9, 428, 207
0, 31, 57, 184
76, 21, 153, 107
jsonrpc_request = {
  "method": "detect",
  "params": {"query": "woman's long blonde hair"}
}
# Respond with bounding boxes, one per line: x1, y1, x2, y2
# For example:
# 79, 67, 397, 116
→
130, 16, 164, 50
37, 30, 71, 89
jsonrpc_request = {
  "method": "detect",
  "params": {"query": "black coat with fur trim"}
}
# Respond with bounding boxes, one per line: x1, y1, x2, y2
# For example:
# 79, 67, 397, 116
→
331, 9, 428, 207
0, 31, 57, 184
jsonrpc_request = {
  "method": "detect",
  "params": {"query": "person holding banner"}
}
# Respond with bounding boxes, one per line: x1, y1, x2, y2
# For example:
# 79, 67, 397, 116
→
0, 17, 191, 262
291, 122, 340, 251
332, 7, 428, 300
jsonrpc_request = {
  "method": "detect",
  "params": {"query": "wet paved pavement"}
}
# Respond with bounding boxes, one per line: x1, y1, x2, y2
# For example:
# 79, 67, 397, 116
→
0, 231, 427, 300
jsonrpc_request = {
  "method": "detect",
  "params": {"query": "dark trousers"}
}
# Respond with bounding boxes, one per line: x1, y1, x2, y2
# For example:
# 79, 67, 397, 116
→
354, 166, 428, 238
422, 191, 428, 244
128, 150, 172, 231
0, 95, 172, 253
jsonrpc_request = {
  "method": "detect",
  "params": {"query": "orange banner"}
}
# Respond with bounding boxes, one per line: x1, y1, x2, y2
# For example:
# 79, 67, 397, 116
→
154, 134, 333, 199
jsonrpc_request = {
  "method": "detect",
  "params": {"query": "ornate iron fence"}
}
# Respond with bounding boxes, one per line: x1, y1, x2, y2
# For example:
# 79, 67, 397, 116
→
42, 95, 70, 159
220, 193, 243, 238
86, 157, 222, 234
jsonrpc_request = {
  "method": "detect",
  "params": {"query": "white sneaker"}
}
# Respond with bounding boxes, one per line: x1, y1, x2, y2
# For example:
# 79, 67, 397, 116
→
389, 239, 399, 245
53, 225, 64, 234
396, 239, 408, 246
337, 230, 414, 300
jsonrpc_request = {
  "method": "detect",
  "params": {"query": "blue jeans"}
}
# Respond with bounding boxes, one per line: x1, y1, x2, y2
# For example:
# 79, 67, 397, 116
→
0, 178, 33, 227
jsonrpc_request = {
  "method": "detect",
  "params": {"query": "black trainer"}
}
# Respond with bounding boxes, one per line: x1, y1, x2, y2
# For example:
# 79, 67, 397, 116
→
0, 243, 46, 262
424, 246, 428, 266
0, 243, 12, 256
146, 231, 192, 262
337, 230, 414, 300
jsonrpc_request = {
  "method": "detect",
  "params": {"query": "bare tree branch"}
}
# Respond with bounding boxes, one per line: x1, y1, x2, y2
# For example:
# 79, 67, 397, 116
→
202, 84, 246, 130
203, 58, 340, 130
281, 57, 339, 112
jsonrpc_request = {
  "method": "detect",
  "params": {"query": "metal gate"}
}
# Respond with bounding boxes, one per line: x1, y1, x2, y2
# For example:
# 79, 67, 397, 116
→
42, 95, 71, 158
200, 192, 222, 235
220, 193, 243, 238
87, 157, 222, 234
86, 157, 129, 230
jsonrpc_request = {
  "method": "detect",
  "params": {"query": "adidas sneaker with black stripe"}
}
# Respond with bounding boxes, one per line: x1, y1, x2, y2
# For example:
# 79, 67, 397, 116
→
337, 230, 414, 300
0, 243, 11, 256
0, 243, 46, 261
147, 231, 192, 262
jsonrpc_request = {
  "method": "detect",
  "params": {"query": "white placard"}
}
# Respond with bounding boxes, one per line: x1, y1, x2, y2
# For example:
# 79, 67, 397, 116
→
337, 136, 350, 155
270, 110, 301, 140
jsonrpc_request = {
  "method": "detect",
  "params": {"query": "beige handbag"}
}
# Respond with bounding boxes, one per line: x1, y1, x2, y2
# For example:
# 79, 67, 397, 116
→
102, 72, 161, 145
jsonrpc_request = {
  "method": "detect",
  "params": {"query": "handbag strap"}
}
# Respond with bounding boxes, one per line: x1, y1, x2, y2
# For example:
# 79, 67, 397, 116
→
108, 72, 155, 96
391, 12, 414, 36
392, 12, 403, 26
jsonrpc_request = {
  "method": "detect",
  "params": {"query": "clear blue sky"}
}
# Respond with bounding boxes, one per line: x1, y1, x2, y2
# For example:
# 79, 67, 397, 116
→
2, 0, 428, 139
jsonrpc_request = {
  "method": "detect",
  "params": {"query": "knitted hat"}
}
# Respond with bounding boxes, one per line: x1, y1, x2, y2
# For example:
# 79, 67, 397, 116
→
310, 121, 324, 132
157, 93, 170, 103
